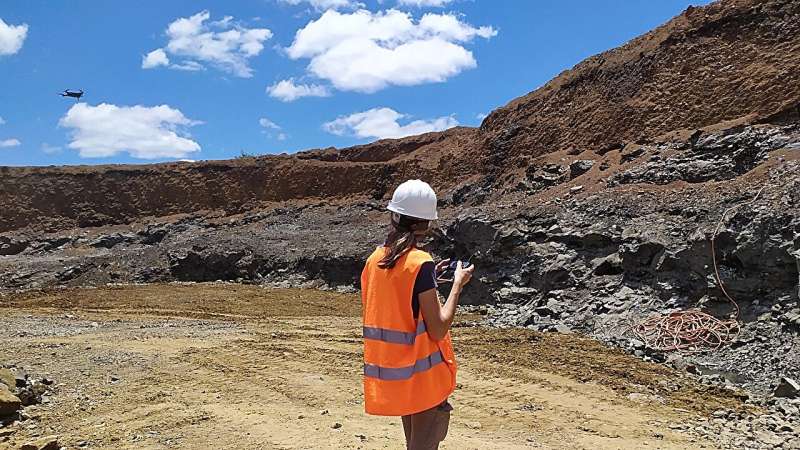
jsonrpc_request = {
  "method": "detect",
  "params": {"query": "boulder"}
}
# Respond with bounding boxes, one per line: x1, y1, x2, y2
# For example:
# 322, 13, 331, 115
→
18, 387, 39, 406
592, 253, 623, 276
0, 236, 28, 256
774, 377, 800, 398
0, 385, 21, 418
619, 241, 665, 276
19, 435, 60, 450
569, 160, 595, 178
88, 233, 135, 249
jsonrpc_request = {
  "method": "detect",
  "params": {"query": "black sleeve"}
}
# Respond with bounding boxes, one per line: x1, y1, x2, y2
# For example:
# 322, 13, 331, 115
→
412, 261, 438, 319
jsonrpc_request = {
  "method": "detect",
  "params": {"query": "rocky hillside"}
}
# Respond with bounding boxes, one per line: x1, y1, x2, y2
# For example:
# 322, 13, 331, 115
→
1, 0, 799, 403
480, 0, 800, 167
0, 127, 480, 233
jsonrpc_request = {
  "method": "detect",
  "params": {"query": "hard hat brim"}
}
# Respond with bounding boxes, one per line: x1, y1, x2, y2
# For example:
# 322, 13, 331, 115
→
387, 203, 438, 221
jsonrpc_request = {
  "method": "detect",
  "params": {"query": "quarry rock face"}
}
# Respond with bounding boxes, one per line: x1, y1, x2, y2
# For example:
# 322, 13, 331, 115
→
0, 0, 799, 397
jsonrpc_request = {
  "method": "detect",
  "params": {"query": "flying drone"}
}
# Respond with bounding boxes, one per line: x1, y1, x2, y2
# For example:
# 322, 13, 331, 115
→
59, 89, 84, 101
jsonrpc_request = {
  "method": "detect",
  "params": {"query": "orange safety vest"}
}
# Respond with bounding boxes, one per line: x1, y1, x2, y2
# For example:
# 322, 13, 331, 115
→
361, 246, 457, 416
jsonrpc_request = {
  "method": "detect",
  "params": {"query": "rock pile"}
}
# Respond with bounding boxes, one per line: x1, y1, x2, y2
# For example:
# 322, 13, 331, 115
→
690, 398, 800, 449
0, 365, 54, 446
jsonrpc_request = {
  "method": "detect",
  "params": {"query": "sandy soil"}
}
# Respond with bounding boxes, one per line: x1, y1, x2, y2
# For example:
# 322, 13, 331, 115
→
0, 284, 750, 449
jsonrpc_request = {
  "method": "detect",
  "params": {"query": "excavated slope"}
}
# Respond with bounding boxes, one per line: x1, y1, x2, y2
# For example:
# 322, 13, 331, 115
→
480, 0, 800, 168
0, 128, 479, 232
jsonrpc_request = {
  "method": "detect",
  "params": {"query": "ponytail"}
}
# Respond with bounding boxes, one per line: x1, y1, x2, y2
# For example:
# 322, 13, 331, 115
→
378, 213, 430, 269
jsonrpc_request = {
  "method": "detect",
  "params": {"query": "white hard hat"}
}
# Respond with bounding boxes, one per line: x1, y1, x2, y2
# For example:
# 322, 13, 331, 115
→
387, 179, 438, 221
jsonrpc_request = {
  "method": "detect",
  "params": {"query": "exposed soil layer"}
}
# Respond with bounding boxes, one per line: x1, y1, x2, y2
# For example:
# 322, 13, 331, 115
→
0, 285, 750, 449
0, 127, 480, 233
480, 0, 800, 167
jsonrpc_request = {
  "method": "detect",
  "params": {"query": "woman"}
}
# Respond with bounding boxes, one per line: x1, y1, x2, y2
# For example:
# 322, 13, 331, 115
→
361, 179, 475, 450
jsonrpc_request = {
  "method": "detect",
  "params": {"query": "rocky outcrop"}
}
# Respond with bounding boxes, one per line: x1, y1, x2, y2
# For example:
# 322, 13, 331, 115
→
609, 125, 800, 186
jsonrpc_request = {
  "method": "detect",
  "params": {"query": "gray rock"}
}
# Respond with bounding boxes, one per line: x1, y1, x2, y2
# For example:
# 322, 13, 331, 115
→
591, 253, 623, 276
775, 377, 800, 398
570, 160, 595, 178
0, 236, 28, 255
553, 324, 572, 334
13, 368, 27, 388
88, 233, 135, 249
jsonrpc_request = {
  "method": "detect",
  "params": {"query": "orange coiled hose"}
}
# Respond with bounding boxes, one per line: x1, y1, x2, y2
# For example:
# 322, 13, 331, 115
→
630, 184, 768, 352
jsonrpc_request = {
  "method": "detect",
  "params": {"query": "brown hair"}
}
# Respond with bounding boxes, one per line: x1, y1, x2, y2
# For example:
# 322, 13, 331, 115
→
378, 213, 430, 269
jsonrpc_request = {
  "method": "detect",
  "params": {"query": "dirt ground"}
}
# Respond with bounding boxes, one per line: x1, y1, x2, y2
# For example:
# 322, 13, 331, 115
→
0, 284, 751, 449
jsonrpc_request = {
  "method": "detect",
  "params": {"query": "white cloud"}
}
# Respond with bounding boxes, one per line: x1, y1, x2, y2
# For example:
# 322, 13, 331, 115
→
279, 0, 362, 11
0, 116, 5, 125
286, 9, 496, 93
142, 49, 170, 69
259, 117, 281, 130
144, 11, 272, 78
476, 112, 487, 120
398, 0, 454, 7
0, 138, 21, 148
41, 143, 62, 155
171, 60, 205, 71
0, 18, 28, 56
58, 103, 201, 159
259, 117, 288, 140
323, 107, 457, 140
267, 79, 331, 102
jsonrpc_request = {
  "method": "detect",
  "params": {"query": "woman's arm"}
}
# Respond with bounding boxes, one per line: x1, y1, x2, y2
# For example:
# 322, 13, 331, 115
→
419, 262, 474, 341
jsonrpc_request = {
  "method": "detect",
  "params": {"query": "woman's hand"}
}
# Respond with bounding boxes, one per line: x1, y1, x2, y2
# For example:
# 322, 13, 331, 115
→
420, 260, 475, 340
453, 261, 474, 288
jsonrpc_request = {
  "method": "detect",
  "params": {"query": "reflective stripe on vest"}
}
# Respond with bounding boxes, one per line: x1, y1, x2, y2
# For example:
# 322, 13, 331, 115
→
364, 350, 444, 381
363, 320, 426, 345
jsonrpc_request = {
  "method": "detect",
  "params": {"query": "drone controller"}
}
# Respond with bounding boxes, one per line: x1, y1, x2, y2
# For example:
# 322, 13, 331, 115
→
447, 260, 472, 271
438, 259, 472, 282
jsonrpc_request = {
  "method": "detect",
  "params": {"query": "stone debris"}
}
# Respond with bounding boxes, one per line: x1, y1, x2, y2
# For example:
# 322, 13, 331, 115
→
19, 435, 60, 450
569, 160, 595, 178
775, 377, 800, 399
690, 402, 800, 450
0, 366, 53, 422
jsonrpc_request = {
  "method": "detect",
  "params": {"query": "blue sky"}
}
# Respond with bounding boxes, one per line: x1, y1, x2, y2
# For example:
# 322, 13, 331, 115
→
0, 0, 711, 167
